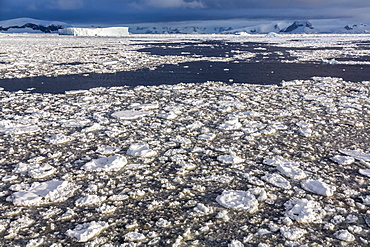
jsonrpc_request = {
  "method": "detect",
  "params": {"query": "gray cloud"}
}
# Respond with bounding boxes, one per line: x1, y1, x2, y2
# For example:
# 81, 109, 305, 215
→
0, 0, 369, 24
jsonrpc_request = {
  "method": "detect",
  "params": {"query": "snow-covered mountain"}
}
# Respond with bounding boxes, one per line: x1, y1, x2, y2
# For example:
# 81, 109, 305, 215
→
0, 18, 369, 34
0, 18, 69, 33
129, 26, 234, 34
127, 20, 369, 34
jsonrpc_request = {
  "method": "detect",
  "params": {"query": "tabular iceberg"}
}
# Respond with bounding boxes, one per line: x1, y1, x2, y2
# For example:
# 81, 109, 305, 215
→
59, 27, 129, 37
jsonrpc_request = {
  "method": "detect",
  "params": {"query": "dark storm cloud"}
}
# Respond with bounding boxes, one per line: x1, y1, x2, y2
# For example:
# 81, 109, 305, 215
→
0, 0, 369, 23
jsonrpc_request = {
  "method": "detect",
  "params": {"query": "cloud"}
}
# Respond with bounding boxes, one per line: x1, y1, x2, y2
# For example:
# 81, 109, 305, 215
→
52, 0, 85, 10
0, 0, 369, 24
130, 0, 204, 9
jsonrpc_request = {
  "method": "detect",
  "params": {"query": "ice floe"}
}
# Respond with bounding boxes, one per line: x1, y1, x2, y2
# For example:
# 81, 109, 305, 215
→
66, 221, 109, 242
126, 143, 157, 157
7, 180, 77, 206
81, 154, 127, 172
339, 149, 370, 162
285, 198, 326, 223
111, 110, 153, 120
301, 179, 336, 196
216, 190, 260, 213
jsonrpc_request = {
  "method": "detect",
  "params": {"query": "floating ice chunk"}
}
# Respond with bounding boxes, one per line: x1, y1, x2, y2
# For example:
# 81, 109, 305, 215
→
231, 111, 262, 118
65, 90, 88, 95
156, 218, 171, 227
334, 230, 355, 242
228, 240, 244, 247
27, 164, 57, 179
127, 143, 157, 157
280, 226, 307, 240
285, 198, 326, 223
298, 128, 312, 137
359, 169, 370, 177
75, 195, 107, 207
339, 149, 370, 162
111, 110, 152, 120
45, 134, 72, 144
124, 232, 146, 242
14, 163, 56, 179
96, 204, 117, 214
280, 80, 304, 87
96, 146, 121, 155
263, 156, 289, 166
198, 133, 216, 141
82, 154, 127, 172
360, 195, 370, 205
217, 154, 245, 164
301, 179, 336, 196
261, 173, 291, 189
0, 219, 9, 233
216, 190, 259, 213
8, 180, 76, 206
331, 155, 355, 165
192, 203, 214, 216
322, 58, 338, 64
276, 162, 307, 180
66, 221, 109, 243
0, 123, 40, 135
218, 119, 242, 130
81, 123, 104, 133
296, 121, 313, 128
59, 118, 91, 128
157, 111, 177, 119
131, 103, 159, 110
26, 237, 44, 247
169, 136, 192, 145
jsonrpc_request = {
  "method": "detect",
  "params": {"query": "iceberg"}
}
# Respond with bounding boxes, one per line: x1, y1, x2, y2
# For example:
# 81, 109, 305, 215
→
59, 27, 129, 37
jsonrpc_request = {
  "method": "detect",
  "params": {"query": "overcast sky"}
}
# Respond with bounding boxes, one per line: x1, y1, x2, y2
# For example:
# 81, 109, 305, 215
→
0, 0, 369, 25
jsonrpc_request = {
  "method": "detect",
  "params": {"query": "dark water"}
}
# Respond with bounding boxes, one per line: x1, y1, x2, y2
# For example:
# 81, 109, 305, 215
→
0, 41, 369, 94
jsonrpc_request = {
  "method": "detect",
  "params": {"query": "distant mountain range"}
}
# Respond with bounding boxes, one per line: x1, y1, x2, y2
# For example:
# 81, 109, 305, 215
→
0, 18, 369, 34
0, 18, 69, 33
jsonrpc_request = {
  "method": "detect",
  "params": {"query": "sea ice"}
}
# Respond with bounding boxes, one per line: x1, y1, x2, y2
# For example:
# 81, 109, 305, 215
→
261, 173, 291, 189
339, 149, 370, 162
217, 154, 245, 164
75, 195, 107, 207
218, 119, 242, 130
8, 180, 77, 206
124, 232, 147, 242
82, 154, 127, 172
111, 110, 152, 120
359, 169, 370, 177
285, 198, 326, 223
280, 226, 307, 240
331, 155, 355, 165
298, 128, 313, 137
301, 179, 336, 196
45, 133, 73, 144
96, 146, 121, 155
66, 221, 109, 242
14, 163, 56, 179
228, 240, 244, 247
198, 133, 216, 141
276, 162, 307, 180
0, 123, 40, 135
216, 190, 259, 213
126, 143, 157, 157
334, 230, 355, 242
